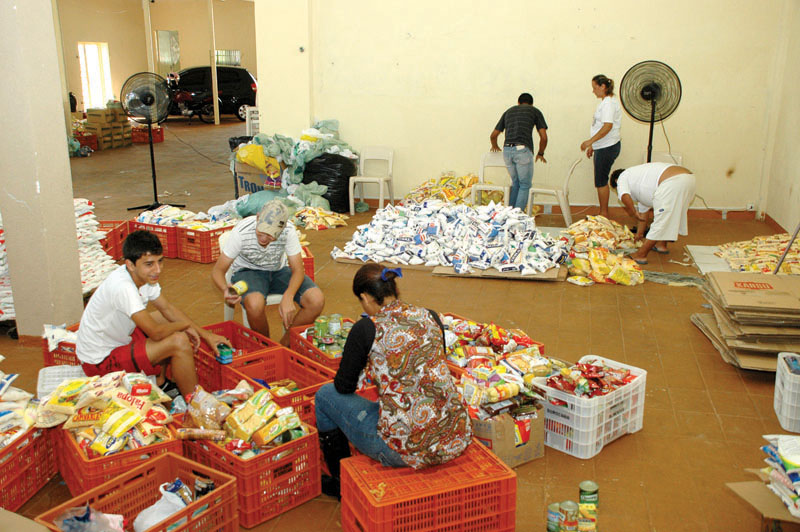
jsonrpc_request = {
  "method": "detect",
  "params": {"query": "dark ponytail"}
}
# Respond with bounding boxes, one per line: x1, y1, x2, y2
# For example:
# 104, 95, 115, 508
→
352, 263, 400, 305
592, 74, 614, 96
610, 168, 624, 189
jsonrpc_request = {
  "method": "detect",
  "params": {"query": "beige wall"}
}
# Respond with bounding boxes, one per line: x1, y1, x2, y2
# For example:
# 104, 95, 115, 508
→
57, 0, 148, 109
764, 1, 800, 232
256, 0, 789, 212
149, 0, 258, 77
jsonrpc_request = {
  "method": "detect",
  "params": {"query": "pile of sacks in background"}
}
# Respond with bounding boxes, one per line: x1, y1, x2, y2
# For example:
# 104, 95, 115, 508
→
562, 215, 643, 286
716, 233, 800, 274
75, 199, 118, 293
135, 205, 238, 231
332, 201, 569, 275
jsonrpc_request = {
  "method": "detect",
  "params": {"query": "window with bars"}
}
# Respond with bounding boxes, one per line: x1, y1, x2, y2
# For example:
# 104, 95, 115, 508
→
215, 50, 241, 66
77, 42, 113, 109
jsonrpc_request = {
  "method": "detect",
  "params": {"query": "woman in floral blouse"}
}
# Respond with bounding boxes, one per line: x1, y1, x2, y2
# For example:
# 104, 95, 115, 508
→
314, 263, 472, 499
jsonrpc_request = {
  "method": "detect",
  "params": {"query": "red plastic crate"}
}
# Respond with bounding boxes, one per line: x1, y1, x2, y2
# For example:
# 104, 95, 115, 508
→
35, 452, 238, 532
55, 425, 183, 496
302, 246, 315, 281
97, 219, 127, 260
226, 347, 335, 426
132, 126, 164, 143
0, 427, 57, 511
74, 132, 98, 151
287, 318, 355, 370
129, 220, 179, 258
42, 322, 80, 366
177, 225, 234, 263
340, 440, 517, 532
183, 425, 320, 528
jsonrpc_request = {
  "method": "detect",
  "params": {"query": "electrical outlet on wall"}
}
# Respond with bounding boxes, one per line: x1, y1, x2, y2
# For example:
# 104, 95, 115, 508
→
746, 202, 755, 211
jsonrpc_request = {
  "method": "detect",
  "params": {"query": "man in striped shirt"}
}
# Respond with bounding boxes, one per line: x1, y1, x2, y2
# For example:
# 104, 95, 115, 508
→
211, 200, 324, 343
490, 93, 549, 211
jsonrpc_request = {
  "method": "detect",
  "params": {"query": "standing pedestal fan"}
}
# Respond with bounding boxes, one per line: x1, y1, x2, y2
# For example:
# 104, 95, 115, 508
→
120, 72, 184, 211
619, 60, 682, 162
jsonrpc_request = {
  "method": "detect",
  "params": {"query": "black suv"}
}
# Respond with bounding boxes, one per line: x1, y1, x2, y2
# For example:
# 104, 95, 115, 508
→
172, 66, 257, 121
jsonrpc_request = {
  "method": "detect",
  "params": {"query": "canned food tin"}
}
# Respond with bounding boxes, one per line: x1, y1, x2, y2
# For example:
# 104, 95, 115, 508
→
230, 280, 248, 296
546, 502, 561, 532
329, 314, 342, 335
321, 335, 335, 345
327, 346, 343, 358
314, 316, 329, 337
578, 480, 599, 507
559, 500, 579, 530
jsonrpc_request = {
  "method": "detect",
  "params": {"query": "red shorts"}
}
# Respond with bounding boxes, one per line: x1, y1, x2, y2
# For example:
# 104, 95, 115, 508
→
81, 327, 160, 377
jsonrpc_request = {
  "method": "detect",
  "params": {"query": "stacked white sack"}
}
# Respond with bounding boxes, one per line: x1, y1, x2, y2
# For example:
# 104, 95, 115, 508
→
75, 199, 117, 293
331, 201, 569, 275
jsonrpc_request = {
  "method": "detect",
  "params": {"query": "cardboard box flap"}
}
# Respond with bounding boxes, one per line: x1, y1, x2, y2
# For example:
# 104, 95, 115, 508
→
726, 481, 800, 523
708, 272, 800, 314
0, 509, 49, 531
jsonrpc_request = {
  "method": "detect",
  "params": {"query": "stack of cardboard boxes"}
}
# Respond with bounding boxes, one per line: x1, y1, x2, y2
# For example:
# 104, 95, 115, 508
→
84, 107, 132, 150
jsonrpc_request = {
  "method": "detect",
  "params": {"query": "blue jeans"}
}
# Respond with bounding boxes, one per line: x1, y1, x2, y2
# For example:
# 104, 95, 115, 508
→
503, 146, 534, 210
315, 383, 407, 467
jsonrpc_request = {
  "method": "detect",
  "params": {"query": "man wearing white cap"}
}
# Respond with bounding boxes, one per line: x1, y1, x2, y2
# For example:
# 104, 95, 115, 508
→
212, 200, 324, 343
610, 162, 696, 265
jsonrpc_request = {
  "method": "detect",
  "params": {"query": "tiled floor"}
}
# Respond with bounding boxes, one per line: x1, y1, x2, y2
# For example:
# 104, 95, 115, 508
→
4, 117, 797, 530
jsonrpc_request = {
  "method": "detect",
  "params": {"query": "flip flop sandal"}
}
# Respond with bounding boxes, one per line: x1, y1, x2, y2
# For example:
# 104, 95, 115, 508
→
653, 247, 669, 254
627, 256, 648, 265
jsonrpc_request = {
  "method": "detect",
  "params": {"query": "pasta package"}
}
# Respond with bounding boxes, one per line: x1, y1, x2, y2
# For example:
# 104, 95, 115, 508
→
95, 403, 144, 438
64, 406, 104, 429
90, 431, 129, 456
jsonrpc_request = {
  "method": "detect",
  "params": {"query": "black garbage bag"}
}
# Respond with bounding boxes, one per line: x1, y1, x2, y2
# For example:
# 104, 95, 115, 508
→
228, 136, 254, 151
302, 153, 357, 213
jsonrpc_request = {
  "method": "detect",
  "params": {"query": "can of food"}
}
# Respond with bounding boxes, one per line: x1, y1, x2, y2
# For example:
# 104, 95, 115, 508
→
304, 326, 315, 343
546, 502, 561, 532
578, 480, 599, 507
341, 320, 353, 336
329, 314, 342, 335
314, 316, 329, 337
559, 500, 579, 531
327, 346, 343, 358
321, 335, 335, 345
230, 280, 248, 296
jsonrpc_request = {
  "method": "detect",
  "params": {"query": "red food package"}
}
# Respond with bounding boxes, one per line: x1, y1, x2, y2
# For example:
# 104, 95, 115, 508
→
131, 382, 152, 396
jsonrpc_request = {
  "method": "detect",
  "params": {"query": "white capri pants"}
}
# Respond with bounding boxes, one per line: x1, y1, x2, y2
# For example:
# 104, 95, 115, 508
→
647, 173, 696, 242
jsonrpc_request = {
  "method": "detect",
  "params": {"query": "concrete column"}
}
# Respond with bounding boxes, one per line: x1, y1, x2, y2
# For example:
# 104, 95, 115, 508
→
143, 0, 155, 72
255, 0, 313, 134
0, 0, 84, 337
208, 0, 220, 125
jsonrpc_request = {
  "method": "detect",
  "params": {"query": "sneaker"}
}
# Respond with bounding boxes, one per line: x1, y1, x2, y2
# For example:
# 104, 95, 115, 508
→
160, 378, 181, 399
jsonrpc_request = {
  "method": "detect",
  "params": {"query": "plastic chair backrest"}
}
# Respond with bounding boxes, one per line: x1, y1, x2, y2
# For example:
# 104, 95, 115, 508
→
479, 151, 507, 182
359, 146, 393, 177
562, 158, 583, 197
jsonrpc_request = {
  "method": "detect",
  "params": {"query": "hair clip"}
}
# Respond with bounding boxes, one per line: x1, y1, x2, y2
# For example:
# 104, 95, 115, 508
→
380, 267, 403, 281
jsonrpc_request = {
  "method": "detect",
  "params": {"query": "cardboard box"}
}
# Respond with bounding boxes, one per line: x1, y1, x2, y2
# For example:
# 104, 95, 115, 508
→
111, 124, 123, 135
0, 509, 49, 531
86, 108, 113, 123
470, 406, 544, 468
85, 124, 112, 138
727, 469, 800, 527
111, 107, 127, 122
233, 159, 282, 195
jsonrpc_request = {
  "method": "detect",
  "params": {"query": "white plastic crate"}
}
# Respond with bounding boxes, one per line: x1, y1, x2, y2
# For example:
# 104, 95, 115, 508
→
534, 355, 646, 459
774, 352, 800, 433
37, 365, 86, 399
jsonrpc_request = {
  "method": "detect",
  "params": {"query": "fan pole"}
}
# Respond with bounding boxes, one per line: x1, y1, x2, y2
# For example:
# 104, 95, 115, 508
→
148, 123, 158, 202
647, 99, 656, 163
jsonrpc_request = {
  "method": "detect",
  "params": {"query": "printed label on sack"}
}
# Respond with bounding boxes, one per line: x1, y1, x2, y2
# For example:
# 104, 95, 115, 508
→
733, 281, 773, 290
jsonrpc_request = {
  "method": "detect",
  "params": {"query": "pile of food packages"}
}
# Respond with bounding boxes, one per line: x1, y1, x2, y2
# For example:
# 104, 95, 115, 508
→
135, 205, 239, 231
301, 314, 354, 358
177, 382, 308, 459
294, 207, 349, 231
0, 367, 36, 450
565, 215, 638, 252
37, 372, 177, 457
565, 247, 644, 286
403, 173, 484, 205
760, 434, 800, 517
544, 359, 638, 399
715, 233, 800, 274
332, 201, 569, 275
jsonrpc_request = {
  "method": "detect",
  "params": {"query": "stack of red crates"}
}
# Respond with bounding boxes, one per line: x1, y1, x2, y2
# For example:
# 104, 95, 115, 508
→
131, 126, 164, 143
177, 226, 234, 263
340, 440, 517, 532
97, 220, 130, 261
128, 221, 178, 258
0, 427, 58, 511
42, 323, 80, 366
194, 321, 279, 390
73, 132, 98, 151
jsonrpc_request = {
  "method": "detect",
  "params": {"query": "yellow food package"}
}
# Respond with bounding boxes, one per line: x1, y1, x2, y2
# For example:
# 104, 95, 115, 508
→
248, 389, 273, 409
588, 250, 611, 275
63, 406, 104, 429
568, 258, 592, 277
252, 418, 284, 447
89, 431, 129, 456
271, 387, 293, 397
254, 400, 278, 422
135, 419, 169, 440
96, 403, 143, 438
608, 264, 632, 286
235, 144, 268, 173
111, 388, 153, 416
46, 378, 95, 415
567, 275, 595, 287
228, 401, 256, 426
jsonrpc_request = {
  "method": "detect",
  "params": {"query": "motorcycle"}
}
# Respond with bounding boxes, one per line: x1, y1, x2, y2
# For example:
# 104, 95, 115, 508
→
166, 73, 217, 124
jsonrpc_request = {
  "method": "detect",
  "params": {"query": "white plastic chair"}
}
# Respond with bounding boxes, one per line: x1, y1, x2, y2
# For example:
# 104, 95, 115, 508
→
526, 158, 581, 226
470, 152, 510, 206
219, 233, 280, 327
349, 146, 394, 215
